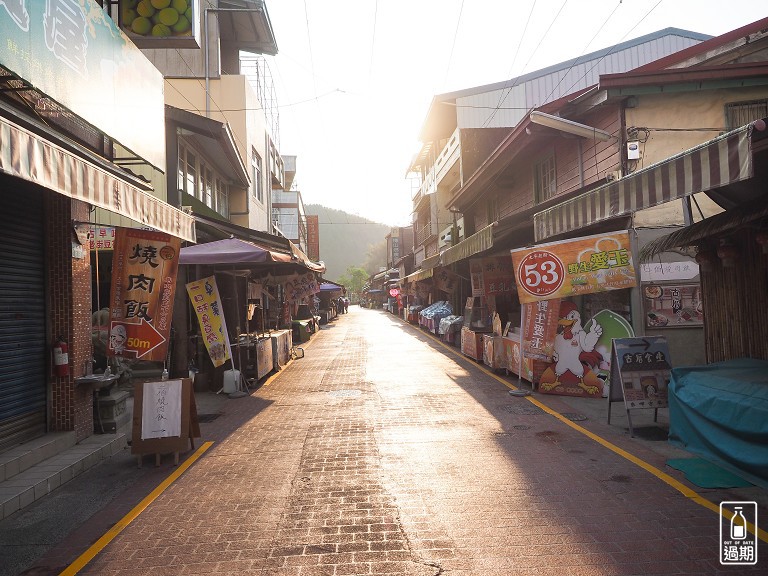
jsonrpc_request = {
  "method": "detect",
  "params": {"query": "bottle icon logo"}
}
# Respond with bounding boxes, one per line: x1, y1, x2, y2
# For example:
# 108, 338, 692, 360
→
720, 501, 757, 565
730, 507, 747, 540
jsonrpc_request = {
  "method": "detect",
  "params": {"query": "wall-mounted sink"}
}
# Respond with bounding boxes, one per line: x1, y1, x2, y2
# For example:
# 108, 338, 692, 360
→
75, 373, 119, 391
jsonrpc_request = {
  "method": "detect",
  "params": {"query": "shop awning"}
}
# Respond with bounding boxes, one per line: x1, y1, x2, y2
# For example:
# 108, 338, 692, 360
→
441, 222, 496, 266
533, 123, 754, 242
640, 195, 768, 260
0, 115, 195, 242
402, 268, 434, 283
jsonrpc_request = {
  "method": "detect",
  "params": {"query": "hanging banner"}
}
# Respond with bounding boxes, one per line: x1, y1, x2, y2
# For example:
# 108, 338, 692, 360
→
285, 272, 320, 303
470, 256, 515, 297
433, 267, 458, 294
107, 228, 180, 361
186, 275, 232, 368
522, 299, 560, 361
511, 231, 637, 304
469, 259, 485, 296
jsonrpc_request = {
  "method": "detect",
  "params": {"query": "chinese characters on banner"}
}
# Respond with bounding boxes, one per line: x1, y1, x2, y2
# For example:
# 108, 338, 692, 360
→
609, 336, 671, 411
511, 231, 637, 304
284, 272, 320, 302
433, 267, 458, 294
107, 228, 180, 361
186, 275, 232, 368
470, 256, 515, 297
89, 226, 116, 250
522, 299, 560, 361
141, 380, 182, 440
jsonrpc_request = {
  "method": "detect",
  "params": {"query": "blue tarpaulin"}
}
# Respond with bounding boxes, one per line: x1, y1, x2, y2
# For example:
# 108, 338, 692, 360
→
668, 358, 768, 488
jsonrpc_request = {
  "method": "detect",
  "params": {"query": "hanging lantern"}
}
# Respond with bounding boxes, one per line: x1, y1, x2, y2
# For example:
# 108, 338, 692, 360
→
694, 246, 717, 272
716, 238, 740, 268
756, 231, 768, 255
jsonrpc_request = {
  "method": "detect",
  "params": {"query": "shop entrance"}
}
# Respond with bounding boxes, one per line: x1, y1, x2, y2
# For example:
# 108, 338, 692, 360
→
0, 181, 47, 452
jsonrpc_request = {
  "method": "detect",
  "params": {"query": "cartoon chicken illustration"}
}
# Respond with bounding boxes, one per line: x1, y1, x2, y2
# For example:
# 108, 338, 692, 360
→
539, 301, 603, 395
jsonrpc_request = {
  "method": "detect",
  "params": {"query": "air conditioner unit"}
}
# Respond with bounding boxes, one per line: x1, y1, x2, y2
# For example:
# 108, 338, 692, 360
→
438, 225, 454, 249
606, 170, 622, 183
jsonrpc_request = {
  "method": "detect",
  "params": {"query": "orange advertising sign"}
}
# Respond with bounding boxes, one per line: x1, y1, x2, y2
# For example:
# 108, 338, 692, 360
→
107, 228, 180, 361
511, 231, 637, 304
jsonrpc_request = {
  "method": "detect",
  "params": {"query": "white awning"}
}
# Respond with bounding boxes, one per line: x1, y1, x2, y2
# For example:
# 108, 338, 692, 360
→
0, 115, 196, 242
533, 123, 753, 242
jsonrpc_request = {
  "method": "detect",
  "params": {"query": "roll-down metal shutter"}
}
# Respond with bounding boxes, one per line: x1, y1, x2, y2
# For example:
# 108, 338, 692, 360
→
0, 185, 47, 452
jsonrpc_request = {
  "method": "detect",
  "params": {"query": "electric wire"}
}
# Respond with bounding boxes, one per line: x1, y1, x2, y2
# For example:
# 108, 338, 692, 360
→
442, 0, 466, 91
482, 0, 540, 128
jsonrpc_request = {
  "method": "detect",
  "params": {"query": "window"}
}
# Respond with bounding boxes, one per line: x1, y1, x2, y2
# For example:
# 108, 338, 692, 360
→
726, 99, 768, 130
252, 149, 263, 203
534, 154, 557, 202
177, 143, 229, 218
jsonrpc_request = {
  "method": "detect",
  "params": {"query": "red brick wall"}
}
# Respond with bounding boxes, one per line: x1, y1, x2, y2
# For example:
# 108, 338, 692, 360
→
46, 195, 94, 440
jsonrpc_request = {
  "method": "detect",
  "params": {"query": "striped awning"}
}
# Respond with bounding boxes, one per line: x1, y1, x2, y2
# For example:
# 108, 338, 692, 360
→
533, 123, 754, 242
0, 115, 196, 242
442, 222, 496, 266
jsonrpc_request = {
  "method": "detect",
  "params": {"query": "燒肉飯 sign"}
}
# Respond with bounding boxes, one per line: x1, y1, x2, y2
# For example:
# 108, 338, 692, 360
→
107, 228, 180, 361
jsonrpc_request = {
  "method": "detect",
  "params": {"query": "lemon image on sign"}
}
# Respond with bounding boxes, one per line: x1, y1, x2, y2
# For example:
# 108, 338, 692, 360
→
158, 7, 180, 26
136, 1, 155, 18
172, 0, 188, 11
131, 16, 152, 35
122, 8, 137, 26
152, 23, 171, 36
150, 0, 171, 8
172, 15, 191, 34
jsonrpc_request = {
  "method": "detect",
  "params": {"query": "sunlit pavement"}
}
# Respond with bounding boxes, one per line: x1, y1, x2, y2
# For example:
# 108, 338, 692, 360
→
14, 305, 768, 575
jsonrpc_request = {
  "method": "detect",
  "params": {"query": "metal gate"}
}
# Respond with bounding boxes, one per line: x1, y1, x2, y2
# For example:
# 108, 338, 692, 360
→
0, 185, 47, 452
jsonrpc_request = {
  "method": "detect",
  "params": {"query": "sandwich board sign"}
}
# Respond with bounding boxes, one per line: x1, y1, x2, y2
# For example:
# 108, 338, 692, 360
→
607, 336, 671, 436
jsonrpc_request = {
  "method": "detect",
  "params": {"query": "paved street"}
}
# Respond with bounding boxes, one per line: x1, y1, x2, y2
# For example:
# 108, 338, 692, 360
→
3, 305, 767, 575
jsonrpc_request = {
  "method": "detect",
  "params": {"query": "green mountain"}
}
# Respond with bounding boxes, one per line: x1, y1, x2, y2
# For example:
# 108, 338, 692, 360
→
306, 204, 390, 282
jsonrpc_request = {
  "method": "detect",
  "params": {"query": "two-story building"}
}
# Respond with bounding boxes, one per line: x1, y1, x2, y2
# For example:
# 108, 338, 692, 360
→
404, 27, 711, 317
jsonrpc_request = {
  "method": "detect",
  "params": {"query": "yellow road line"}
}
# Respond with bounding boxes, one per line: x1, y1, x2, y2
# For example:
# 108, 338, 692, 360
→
402, 317, 768, 543
59, 441, 215, 576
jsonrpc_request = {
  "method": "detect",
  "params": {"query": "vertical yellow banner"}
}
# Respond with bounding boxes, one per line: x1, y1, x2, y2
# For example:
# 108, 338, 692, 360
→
186, 275, 232, 368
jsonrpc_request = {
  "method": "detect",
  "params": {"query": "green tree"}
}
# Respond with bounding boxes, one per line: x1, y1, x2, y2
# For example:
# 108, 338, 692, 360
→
338, 266, 369, 300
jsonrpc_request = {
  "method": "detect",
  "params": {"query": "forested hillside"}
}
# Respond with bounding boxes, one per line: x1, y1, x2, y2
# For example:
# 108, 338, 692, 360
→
306, 204, 389, 282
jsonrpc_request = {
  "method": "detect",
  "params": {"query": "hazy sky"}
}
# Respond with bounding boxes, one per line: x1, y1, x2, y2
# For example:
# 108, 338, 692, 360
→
265, 1, 766, 228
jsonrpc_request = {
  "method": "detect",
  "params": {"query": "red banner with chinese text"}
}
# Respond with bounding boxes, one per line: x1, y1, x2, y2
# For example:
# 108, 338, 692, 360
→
107, 228, 180, 361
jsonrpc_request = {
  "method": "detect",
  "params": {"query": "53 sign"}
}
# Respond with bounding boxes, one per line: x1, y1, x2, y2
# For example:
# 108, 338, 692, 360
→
516, 251, 565, 298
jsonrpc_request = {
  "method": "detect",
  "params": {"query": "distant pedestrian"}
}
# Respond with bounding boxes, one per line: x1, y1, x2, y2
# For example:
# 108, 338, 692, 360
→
338, 296, 346, 314
344, 297, 349, 313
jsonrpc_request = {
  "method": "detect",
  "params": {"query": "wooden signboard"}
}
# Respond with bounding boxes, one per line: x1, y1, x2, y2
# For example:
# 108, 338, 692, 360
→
131, 378, 201, 467
607, 336, 672, 437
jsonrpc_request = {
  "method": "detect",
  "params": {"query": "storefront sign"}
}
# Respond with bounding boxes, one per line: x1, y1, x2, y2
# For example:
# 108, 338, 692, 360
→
108, 228, 180, 361
470, 256, 515, 297
643, 284, 703, 328
609, 336, 671, 410
285, 272, 320, 303
89, 226, 116, 250
186, 275, 232, 368
522, 299, 560, 360
433, 267, 458, 294
511, 231, 637, 304
640, 261, 699, 282
0, 0, 165, 169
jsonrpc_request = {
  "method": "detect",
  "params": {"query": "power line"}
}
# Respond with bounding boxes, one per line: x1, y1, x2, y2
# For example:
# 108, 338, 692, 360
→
442, 0, 465, 91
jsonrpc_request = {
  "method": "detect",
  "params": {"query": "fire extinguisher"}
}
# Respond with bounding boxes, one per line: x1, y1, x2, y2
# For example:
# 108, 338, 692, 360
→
53, 337, 69, 378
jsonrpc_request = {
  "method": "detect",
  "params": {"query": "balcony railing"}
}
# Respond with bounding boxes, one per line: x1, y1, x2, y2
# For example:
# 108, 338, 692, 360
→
416, 221, 435, 246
